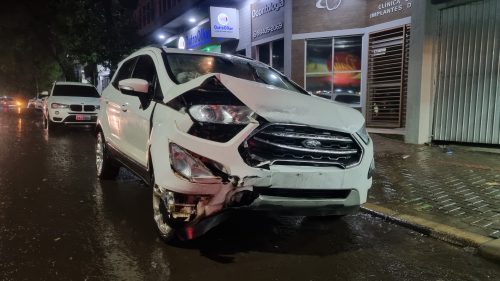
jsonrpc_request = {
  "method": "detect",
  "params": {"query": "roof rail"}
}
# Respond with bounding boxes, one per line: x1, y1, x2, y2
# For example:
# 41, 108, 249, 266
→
232, 53, 255, 60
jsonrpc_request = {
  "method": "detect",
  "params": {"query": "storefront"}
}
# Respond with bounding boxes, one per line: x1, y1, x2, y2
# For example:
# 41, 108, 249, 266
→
250, 0, 286, 73
290, 0, 412, 128
143, 0, 499, 145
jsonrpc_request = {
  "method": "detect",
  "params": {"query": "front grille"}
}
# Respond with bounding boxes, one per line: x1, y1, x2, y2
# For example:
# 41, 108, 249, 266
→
70, 105, 82, 111
239, 124, 362, 168
84, 105, 95, 111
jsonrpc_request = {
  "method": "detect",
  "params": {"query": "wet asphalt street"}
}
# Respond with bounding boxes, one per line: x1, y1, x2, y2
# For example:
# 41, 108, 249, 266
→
1, 110, 500, 281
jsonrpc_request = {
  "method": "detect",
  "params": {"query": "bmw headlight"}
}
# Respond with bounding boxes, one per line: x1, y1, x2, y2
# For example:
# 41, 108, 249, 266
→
356, 124, 370, 144
188, 105, 255, 125
51, 103, 69, 109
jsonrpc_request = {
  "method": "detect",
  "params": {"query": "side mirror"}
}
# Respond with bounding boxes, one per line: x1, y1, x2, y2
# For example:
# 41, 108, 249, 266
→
118, 78, 149, 96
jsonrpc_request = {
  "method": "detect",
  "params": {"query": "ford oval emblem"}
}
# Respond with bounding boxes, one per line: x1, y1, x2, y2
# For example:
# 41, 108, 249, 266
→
302, 139, 322, 148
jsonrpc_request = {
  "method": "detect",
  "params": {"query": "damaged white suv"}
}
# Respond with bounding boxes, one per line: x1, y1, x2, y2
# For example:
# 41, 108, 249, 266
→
96, 47, 374, 240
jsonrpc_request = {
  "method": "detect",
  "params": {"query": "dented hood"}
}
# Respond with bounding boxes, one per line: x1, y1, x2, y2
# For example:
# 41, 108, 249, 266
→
217, 74, 365, 133
168, 73, 365, 133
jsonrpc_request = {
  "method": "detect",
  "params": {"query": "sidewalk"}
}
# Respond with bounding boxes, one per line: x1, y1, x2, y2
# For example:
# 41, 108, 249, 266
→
364, 134, 500, 260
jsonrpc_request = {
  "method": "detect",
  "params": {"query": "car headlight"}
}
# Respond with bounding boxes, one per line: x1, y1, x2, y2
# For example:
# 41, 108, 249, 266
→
356, 124, 370, 144
51, 103, 69, 109
188, 105, 255, 125
169, 143, 222, 184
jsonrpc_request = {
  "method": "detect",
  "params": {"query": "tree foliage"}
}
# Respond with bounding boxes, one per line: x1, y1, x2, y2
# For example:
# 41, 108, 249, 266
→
0, 0, 139, 97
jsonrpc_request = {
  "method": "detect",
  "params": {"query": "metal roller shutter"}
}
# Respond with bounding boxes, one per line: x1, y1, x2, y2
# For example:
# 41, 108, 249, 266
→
366, 25, 411, 128
432, 0, 500, 144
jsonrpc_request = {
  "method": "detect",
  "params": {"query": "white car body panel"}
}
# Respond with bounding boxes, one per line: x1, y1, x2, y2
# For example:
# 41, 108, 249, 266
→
99, 47, 374, 224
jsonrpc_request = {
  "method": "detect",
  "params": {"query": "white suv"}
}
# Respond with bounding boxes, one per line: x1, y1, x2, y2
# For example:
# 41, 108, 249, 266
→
43, 82, 101, 131
96, 47, 374, 240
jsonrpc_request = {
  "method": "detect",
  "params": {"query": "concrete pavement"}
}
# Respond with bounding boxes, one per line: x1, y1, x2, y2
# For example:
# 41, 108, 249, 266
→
366, 134, 500, 262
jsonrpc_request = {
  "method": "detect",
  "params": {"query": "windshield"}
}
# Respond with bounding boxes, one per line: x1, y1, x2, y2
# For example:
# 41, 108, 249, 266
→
165, 53, 308, 95
52, 85, 100, 98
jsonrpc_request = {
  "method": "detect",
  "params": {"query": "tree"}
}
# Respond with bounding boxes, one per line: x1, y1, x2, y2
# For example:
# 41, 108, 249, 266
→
0, 0, 139, 97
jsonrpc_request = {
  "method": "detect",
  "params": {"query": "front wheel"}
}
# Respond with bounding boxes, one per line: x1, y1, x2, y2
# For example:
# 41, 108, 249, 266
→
96, 131, 120, 179
152, 172, 177, 241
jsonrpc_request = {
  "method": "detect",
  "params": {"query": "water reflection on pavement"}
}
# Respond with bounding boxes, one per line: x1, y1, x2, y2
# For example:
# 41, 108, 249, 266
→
0, 110, 499, 281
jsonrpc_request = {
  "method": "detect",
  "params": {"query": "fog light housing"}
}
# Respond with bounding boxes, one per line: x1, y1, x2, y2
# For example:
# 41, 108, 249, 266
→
169, 143, 222, 184
55, 111, 60, 115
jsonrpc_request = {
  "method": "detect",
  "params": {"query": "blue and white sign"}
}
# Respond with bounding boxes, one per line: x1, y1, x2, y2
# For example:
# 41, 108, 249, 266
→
210, 7, 239, 39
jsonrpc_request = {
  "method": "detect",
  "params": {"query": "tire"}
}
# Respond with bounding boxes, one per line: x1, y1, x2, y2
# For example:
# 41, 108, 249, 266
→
151, 171, 177, 241
96, 131, 120, 180
44, 114, 58, 132
43, 114, 48, 129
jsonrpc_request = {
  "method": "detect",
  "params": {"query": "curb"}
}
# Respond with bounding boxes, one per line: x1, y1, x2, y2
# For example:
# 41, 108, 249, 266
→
361, 203, 500, 263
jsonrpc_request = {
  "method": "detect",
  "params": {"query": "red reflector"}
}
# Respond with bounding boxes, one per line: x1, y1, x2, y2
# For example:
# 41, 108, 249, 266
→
187, 227, 194, 240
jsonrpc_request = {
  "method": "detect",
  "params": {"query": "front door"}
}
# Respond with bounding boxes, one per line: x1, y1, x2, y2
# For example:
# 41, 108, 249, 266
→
121, 53, 161, 167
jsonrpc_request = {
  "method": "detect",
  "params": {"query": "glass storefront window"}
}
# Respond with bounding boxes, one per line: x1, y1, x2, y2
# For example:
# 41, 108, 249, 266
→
257, 39, 284, 73
333, 36, 362, 95
258, 44, 270, 65
272, 39, 284, 73
306, 38, 333, 99
305, 36, 362, 104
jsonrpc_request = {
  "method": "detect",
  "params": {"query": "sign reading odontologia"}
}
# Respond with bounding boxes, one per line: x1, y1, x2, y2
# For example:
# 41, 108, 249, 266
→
251, 0, 285, 42
210, 7, 239, 39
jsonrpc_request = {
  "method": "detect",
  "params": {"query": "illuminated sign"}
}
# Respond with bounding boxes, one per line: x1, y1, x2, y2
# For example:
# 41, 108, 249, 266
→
210, 7, 239, 39
182, 22, 213, 49
178, 36, 186, 49
251, 0, 285, 42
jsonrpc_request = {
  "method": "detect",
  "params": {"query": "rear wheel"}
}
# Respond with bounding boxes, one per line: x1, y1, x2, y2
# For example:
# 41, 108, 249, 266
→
96, 131, 120, 179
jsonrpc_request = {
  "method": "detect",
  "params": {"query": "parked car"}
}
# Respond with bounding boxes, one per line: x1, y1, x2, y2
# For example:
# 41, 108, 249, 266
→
332, 92, 361, 111
31, 91, 49, 110
0, 96, 21, 111
27, 98, 36, 109
311, 90, 361, 111
96, 47, 374, 240
43, 82, 100, 131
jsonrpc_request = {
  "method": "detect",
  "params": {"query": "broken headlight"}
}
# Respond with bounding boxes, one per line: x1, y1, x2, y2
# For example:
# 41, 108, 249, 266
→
169, 143, 222, 184
188, 105, 255, 125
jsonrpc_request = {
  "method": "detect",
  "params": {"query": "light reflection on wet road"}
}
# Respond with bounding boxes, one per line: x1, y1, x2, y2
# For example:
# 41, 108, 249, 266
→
1, 110, 499, 281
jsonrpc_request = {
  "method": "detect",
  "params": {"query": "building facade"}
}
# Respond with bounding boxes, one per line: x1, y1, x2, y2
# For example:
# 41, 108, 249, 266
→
133, 0, 500, 146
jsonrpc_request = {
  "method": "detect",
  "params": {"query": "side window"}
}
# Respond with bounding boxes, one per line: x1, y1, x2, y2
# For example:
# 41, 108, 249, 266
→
112, 58, 137, 88
133, 55, 163, 100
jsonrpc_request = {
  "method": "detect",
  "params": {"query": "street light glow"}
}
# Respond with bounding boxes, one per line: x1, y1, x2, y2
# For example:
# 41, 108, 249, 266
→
189, 17, 196, 23
158, 34, 166, 40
